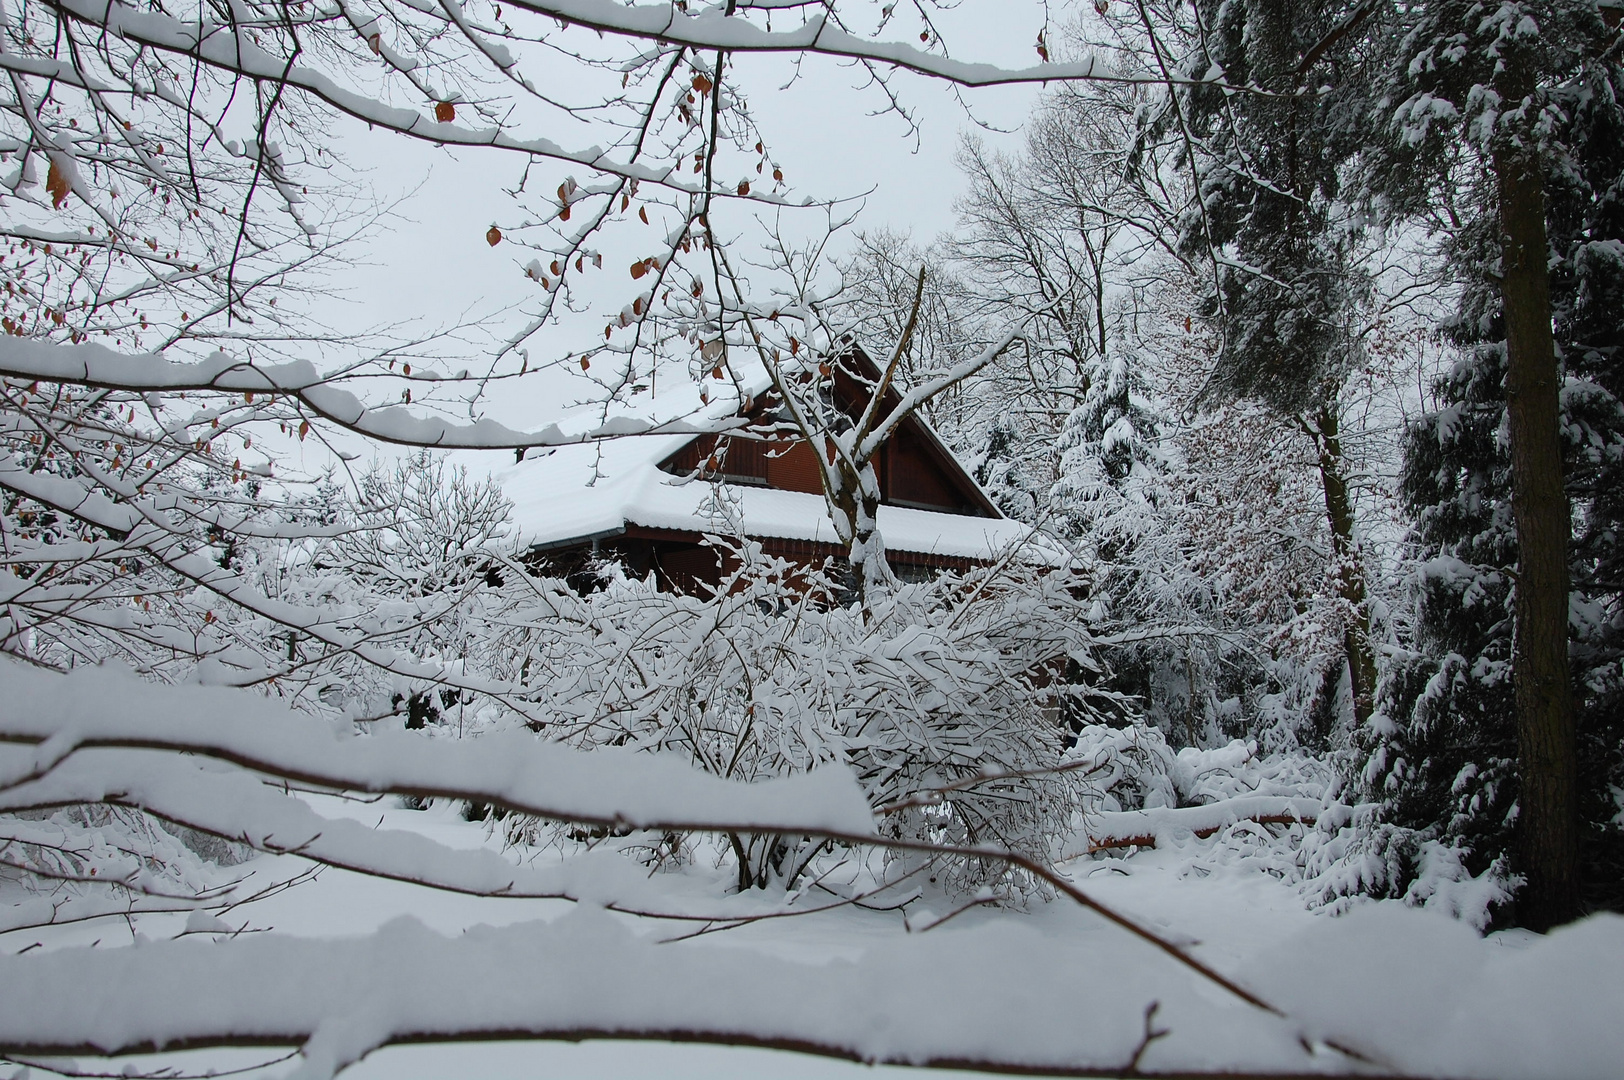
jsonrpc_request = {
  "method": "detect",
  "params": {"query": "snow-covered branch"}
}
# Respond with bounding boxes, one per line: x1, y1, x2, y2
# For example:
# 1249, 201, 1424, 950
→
0, 339, 714, 451
0, 905, 1352, 1080
0, 661, 874, 836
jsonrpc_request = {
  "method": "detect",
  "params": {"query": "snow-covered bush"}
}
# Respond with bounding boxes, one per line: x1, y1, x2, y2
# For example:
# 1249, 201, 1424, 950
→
488, 540, 1117, 896
285, 453, 518, 726
1066, 724, 1182, 812
1064, 720, 1515, 930
1068, 726, 1337, 814
1, 805, 222, 902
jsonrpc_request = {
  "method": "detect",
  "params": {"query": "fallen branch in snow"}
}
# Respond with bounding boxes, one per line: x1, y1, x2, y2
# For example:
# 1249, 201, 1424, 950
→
1078, 798, 1325, 854
1085, 816, 1309, 852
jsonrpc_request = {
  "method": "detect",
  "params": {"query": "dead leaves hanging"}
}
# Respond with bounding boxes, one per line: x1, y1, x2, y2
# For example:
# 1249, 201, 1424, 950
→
46, 159, 71, 209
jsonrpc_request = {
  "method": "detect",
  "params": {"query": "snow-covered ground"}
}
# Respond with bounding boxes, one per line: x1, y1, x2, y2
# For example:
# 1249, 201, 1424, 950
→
6, 789, 1621, 1080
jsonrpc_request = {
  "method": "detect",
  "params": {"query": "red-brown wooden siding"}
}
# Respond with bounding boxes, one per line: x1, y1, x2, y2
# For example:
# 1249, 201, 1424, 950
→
883, 426, 973, 512
661, 427, 983, 514
765, 439, 823, 494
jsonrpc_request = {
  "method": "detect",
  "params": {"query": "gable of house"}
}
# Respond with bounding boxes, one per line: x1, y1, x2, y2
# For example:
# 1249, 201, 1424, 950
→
501, 343, 1037, 593
656, 345, 999, 518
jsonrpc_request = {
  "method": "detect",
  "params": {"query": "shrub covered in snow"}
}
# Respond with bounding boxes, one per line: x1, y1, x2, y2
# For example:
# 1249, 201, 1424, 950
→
487, 539, 1118, 896
1065, 723, 1516, 930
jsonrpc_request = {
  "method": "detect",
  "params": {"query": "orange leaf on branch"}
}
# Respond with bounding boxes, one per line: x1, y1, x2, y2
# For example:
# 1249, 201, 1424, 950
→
435, 101, 456, 123
46, 160, 71, 209
692, 73, 712, 95
486, 226, 502, 246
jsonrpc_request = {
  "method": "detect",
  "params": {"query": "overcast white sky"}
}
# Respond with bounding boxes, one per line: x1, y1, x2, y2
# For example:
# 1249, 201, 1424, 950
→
333, 27, 1037, 344
281, 7, 1052, 477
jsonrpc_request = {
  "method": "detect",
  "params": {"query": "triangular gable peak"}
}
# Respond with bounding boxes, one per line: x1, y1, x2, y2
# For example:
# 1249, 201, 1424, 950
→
658, 342, 1001, 519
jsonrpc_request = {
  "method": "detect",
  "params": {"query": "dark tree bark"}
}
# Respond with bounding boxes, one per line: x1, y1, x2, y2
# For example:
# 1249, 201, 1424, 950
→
1494, 50, 1580, 931
1303, 404, 1377, 729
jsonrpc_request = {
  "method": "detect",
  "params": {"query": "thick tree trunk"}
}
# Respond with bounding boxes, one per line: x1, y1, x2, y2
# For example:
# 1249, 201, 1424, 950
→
1307, 404, 1376, 729
1494, 58, 1580, 931
827, 458, 890, 613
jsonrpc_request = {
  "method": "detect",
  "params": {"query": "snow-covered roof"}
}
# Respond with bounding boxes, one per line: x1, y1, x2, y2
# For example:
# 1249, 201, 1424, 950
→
497, 346, 1060, 563
500, 430, 1040, 562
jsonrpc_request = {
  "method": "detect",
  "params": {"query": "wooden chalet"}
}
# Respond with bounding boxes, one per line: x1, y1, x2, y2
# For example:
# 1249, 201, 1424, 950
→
502, 345, 1034, 594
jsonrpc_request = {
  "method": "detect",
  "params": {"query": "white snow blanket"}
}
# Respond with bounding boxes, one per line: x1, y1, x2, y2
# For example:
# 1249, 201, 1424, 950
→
4, 664, 1623, 1080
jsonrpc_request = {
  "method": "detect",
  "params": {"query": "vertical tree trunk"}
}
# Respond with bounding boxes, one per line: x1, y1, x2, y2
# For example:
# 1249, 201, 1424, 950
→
1494, 55, 1580, 931
827, 456, 890, 614
1306, 404, 1377, 729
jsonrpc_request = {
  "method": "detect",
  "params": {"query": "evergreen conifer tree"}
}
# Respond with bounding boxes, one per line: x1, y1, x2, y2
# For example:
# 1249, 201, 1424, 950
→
965, 416, 1046, 523
1363, 32, 1624, 918
1052, 348, 1165, 560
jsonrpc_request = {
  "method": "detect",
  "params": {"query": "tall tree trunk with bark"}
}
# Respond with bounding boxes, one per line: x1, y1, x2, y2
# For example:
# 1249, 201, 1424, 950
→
1303, 404, 1377, 728
826, 452, 889, 612
1495, 48, 1580, 931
